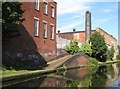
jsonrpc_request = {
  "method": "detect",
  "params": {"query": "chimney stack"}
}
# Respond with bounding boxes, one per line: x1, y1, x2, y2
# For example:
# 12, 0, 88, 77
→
85, 10, 91, 40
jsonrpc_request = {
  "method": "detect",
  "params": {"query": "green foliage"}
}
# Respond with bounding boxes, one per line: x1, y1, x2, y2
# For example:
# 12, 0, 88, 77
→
116, 54, 120, 60
80, 39, 92, 56
65, 80, 79, 88
65, 45, 70, 52
81, 75, 92, 87
2, 2, 24, 40
65, 40, 79, 54
107, 46, 115, 61
90, 66, 107, 87
2, 65, 15, 71
90, 32, 108, 62
106, 65, 114, 79
118, 45, 120, 54
87, 57, 99, 66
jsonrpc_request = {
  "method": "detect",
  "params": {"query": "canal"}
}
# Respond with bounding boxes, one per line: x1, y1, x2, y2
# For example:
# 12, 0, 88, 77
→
2, 56, 120, 88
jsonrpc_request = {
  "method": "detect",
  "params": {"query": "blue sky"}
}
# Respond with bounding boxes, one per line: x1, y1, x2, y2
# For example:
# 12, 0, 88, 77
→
54, 0, 119, 41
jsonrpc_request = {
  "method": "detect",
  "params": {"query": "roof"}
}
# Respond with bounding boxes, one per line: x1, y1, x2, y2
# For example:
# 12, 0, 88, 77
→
56, 30, 96, 35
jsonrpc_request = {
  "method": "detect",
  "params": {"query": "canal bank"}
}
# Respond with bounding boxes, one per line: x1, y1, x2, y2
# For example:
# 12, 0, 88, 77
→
2, 54, 80, 82
3, 59, 120, 88
2, 53, 120, 87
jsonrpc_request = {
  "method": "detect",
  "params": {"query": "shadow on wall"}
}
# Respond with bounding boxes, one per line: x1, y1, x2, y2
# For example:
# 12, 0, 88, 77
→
2, 24, 47, 70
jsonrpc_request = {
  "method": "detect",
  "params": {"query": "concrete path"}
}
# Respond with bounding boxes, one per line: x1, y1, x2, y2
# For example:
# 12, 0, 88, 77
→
45, 55, 73, 69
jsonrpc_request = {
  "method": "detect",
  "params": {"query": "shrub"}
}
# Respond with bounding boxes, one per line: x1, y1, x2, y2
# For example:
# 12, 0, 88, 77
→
87, 58, 99, 66
65, 45, 70, 52
80, 39, 92, 56
116, 54, 120, 60
107, 46, 115, 61
65, 40, 79, 54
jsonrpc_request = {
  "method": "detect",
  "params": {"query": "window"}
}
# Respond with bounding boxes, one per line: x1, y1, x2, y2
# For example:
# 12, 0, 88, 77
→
51, 6, 54, 18
35, 0, 39, 10
34, 18, 39, 36
44, 2, 47, 14
50, 25, 54, 39
43, 22, 47, 38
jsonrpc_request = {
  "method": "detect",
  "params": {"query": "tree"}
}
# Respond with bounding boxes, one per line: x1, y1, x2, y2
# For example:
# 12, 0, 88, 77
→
107, 46, 115, 61
90, 32, 108, 62
2, 2, 24, 40
80, 39, 92, 56
65, 40, 79, 54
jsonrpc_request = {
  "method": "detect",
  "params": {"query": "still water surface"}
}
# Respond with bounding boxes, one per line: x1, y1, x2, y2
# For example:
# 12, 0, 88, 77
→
3, 57, 120, 88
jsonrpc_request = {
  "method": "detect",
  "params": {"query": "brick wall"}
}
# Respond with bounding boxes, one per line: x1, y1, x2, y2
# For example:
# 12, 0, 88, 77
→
3, 1, 57, 63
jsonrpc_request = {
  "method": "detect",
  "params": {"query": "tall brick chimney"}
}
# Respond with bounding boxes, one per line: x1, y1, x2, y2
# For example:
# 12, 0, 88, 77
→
85, 10, 91, 40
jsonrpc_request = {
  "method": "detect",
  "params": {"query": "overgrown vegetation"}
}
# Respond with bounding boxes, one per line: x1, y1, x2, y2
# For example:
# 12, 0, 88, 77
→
65, 40, 79, 54
116, 54, 120, 60
87, 57, 99, 67
118, 45, 120, 54
90, 32, 108, 62
107, 46, 115, 61
80, 39, 92, 56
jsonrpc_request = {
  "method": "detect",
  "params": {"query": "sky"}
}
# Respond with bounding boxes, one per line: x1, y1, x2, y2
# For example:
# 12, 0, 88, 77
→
54, 0, 119, 41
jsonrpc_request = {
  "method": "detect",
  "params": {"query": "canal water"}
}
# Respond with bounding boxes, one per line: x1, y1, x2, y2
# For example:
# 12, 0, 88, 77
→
2, 57, 120, 88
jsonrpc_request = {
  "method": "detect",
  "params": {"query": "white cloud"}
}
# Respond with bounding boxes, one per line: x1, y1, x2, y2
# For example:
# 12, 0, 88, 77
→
103, 9, 112, 13
94, 16, 116, 25
57, 21, 83, 32
55, 0, 92, 32
54, 0, 92, 15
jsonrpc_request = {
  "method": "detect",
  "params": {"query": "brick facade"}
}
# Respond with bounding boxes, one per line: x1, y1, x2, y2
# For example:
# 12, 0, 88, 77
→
57, 30, 95, 43
3, 1, 57, 62
21, 1, 57, 60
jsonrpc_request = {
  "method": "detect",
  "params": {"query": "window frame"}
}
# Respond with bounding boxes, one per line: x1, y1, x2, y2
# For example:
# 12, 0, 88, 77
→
34, 17, 39, 37
44, 2, 48, 15
43, 21, 47, 38
35, 0, 39, 11
50, 24, 54, 40
51, 5, 55, 18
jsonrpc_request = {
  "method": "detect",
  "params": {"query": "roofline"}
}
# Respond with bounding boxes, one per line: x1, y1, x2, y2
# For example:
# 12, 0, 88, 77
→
96, 27, 117, 41
56, 30, 96, 35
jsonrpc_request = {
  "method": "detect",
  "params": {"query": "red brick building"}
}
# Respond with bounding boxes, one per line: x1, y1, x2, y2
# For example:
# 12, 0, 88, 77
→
21, 1, 57, 59
57, 30, 95, 43
3, 1, 57, 62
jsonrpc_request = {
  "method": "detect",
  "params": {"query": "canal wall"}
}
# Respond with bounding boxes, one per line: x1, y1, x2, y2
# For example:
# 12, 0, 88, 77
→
2, 54, 74, 82
2, 53, 88, 83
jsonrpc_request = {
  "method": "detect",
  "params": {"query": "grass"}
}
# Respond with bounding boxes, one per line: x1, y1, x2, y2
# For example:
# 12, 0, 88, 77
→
2, 65, 33, 77
1, 55, 73, 78
98, 60, 120, 65
87, 58, 120, 67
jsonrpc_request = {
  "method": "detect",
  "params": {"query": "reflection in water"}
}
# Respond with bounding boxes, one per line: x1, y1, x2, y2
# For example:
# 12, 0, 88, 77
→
2, 63, 120, 88
90, 66, 107, 87
112, 64, 119, 81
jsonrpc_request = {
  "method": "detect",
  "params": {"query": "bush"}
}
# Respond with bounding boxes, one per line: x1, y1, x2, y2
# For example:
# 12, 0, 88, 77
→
107, 46, 115, 61
87, 58, 99, 66
65, 45, 70, 52
80, 39, 92, 56
65, 40, 79, 54
116, 54, 120, 60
